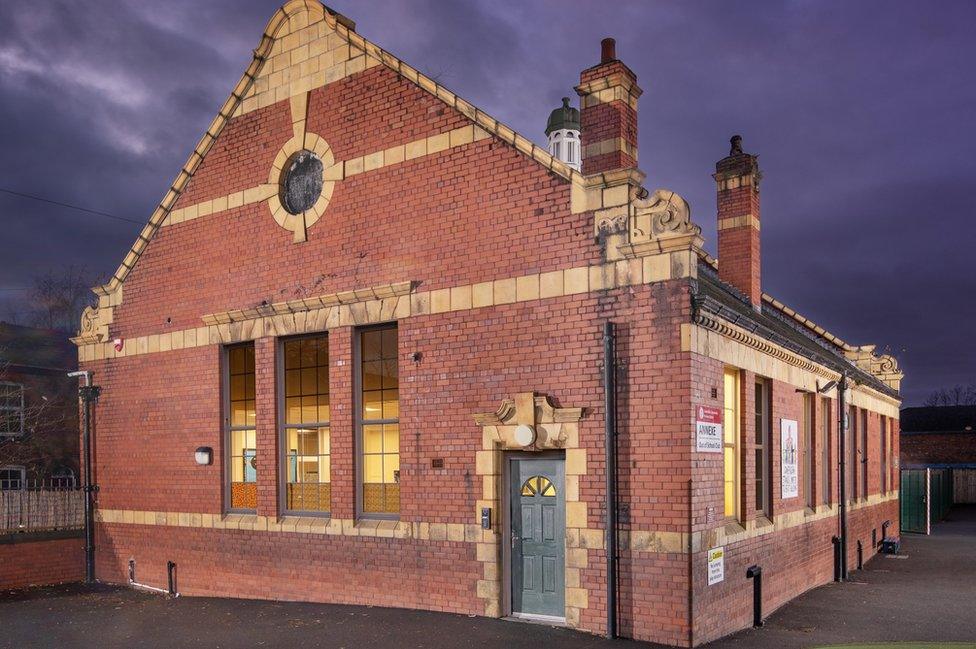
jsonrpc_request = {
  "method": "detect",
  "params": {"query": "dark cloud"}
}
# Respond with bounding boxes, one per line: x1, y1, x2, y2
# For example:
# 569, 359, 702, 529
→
1, 0, 973, 404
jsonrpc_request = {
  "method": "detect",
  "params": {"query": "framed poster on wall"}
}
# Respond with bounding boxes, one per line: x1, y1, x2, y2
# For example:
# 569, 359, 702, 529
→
781, 419, 798, 499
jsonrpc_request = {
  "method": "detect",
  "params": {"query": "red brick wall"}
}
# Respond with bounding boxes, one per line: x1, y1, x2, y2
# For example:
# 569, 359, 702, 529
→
0, 534, 84, 590
687, 355, 899, 645
95, 523, 478, 612
901, 432, 976, 465
111, 64, 594, 340
691, 499, 898, 645
87, 280, 696, 644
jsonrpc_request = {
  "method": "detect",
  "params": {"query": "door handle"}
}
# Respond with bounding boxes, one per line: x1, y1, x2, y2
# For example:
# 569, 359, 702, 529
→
511, 529, 518, 549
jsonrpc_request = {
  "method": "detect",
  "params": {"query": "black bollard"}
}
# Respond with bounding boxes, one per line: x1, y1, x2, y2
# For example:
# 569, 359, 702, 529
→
746, 565, 763, 627
832, 536, 842, 582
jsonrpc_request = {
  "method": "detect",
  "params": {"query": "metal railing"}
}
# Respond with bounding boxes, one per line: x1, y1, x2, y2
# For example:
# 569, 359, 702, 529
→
0, 479, 84, 534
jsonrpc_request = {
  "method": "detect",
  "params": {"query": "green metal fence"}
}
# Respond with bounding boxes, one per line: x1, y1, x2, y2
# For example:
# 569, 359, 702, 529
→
931, 468, 953, 522
900, 469, 927, 533
900, 468, 954, 534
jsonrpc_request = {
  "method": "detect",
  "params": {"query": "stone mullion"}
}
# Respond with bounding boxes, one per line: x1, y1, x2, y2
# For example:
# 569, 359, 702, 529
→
739, 370, 757, 523
328, 326, 356, 520
254, 337, 280, 518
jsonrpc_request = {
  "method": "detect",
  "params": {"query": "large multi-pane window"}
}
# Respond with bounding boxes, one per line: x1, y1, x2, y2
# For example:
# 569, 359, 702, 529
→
820, 397, 831, 505
723, 368, 740, 520
803, 393, 815, 509
282, 335, 331, 513
0, 382, 24, 438
860, 409, 869, 499
0, 465, 26, 491
358, 325, 399, 516
226, 343, 257, 511
755, 378, 772, 517
880, 416, 888, 494
847, 405, 857, 502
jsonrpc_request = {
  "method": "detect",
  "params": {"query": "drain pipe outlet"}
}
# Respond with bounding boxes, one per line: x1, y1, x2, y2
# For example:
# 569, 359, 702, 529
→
128, 559, 179, 597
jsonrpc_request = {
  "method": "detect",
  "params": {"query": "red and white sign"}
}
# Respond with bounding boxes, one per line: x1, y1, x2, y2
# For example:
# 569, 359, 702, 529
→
696, 405, 723, 453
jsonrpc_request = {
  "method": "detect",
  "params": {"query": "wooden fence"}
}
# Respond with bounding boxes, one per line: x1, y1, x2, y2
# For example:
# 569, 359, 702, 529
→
0, 483, 84, 534
953, 469, 976, 504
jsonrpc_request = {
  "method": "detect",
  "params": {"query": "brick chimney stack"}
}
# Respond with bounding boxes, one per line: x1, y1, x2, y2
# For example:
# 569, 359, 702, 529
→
714, 135, 762, 309
575, 38, 642, 175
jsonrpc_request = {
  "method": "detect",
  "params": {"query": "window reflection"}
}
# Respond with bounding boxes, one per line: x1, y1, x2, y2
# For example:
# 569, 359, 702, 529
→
283, 336, 331, 513
360, 326, 399, 514
227, 344, 256, 510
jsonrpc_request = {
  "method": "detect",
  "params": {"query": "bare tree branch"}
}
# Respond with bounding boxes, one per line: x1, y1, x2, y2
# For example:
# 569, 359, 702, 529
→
923, 384, 976, 407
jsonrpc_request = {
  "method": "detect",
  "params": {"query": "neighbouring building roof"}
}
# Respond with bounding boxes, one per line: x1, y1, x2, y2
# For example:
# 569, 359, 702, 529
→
901, 406, 976, 434
0, 322, 76, 375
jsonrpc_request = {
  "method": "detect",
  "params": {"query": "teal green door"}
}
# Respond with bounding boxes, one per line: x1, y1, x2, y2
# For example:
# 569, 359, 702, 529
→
900, 469, 927, 533
510, 457, 565, 618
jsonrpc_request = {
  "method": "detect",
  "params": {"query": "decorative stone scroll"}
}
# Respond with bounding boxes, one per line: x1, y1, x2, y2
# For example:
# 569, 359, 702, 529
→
617, 185, 704, 259
73, 305, 112, 344
631, 187, 698, 239
845, 345, 904, 391
473, 392, 582, 451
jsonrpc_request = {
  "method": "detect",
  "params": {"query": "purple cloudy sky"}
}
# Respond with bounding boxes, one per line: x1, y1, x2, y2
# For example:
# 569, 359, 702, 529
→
1, 1, 974, 405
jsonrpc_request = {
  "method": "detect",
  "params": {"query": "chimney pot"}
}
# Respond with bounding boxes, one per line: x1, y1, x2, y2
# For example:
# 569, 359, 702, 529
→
576, 38, 640, 175
730, 134, 743, 156
714, 136, 762, 308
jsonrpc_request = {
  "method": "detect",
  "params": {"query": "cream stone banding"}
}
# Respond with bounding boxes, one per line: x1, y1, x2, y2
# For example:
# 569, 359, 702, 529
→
262, 91, 336, 242
74, 253, 899, 413
93, 491, 897, 555
161, 123, 490, 230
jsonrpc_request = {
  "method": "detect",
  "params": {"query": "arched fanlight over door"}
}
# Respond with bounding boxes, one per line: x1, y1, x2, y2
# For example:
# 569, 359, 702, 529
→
520, 475, 556, 497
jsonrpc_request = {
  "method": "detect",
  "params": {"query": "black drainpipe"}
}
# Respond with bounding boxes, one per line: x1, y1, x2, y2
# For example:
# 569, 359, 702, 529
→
73, 374, 101, 585
603, 321, 618, 639
838, 374, 849, 581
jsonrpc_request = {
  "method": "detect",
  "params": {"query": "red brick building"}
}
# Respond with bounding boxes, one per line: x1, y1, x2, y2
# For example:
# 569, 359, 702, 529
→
72, 2, 903, 645
1, 322, 79, 488
900, 406, 976, 468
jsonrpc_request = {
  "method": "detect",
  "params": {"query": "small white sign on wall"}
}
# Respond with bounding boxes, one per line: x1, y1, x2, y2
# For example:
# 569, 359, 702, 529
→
781, 418, 799, 499
695, 406, 723, 453
707, 547, 725, 585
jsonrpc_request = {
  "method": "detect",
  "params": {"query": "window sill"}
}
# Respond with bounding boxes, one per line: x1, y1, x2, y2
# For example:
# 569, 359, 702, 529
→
754, 515, 774, 530
221, 512, 258, 528
723, 520, 746, 536
355, 518, 400, 532
279, 514, 331, 531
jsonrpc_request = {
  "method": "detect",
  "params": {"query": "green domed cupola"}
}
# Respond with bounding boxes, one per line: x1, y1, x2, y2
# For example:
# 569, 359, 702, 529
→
545, 97, 580, 136
545, 97, 581, 171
